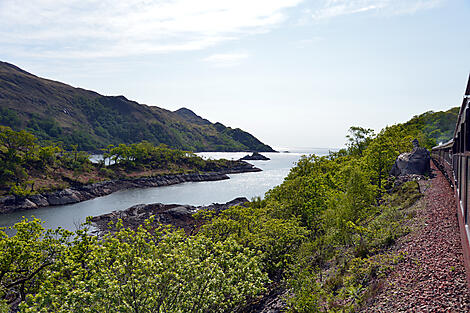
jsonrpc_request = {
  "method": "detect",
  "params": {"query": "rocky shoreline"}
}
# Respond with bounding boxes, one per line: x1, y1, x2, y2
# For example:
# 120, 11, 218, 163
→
90, 197, 249, 235
0, 164, 261, 214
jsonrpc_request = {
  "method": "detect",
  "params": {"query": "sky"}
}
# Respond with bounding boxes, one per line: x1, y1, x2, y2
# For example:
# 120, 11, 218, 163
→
1, 0, 469, 149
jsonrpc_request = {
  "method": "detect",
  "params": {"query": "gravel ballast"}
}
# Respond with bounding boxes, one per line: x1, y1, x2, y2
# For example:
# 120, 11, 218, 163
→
362, 164, 470, 312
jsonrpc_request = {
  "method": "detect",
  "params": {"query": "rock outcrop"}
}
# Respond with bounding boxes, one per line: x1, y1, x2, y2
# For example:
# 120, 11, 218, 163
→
90, 197, 249, 235
0, 163, 261, 214
391, 139, 431, 177
240, 152, 270, 161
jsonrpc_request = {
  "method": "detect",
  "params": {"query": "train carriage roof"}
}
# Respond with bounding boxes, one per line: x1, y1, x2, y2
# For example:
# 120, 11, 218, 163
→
453, 74, 470, 138
432, 139, 453, 151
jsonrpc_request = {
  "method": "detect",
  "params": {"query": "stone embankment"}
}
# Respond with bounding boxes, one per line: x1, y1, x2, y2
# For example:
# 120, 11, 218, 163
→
90, 197, 249, 235
0, 164, 260, 214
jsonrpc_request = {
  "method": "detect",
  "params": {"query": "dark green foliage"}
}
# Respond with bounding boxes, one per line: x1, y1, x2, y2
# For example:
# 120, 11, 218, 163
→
60, 130, 98, 151
0, 108, 20, 129
404, 107, 459, 146
74, 97, 175, 149
105, 141, 202, 170
221, 127, 272, 152
26, 114, 62, 139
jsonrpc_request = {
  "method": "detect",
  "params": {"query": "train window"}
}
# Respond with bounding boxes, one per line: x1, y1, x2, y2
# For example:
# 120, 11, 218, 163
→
462, 157, 467, 205
460, 157, 464, 199
454, 155, 458, 180
460, 156, 464, 194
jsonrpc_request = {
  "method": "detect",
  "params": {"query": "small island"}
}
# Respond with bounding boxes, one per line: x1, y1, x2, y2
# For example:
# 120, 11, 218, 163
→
239, 152, 270, 161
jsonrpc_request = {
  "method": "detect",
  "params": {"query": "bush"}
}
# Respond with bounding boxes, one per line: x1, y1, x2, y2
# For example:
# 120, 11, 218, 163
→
21, 224, 268, 313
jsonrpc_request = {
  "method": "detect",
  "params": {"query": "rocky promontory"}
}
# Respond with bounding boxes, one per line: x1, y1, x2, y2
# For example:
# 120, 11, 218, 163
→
90, 197, 249, 235
0, 163, 260, 214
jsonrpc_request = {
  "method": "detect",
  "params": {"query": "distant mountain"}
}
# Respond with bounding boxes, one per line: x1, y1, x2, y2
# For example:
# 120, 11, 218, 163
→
0, 61, 274, 152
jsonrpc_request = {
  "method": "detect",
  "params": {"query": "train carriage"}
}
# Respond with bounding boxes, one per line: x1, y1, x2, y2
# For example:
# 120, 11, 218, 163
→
432, 74, 470, 285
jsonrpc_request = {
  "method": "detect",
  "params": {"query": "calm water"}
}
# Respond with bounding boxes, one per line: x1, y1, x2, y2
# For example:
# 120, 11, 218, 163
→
0, 149, 330, 231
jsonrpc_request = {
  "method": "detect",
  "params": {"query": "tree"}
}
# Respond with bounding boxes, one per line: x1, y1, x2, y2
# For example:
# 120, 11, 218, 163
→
346, 126, 375, 157
0, 219, 70, 309
0, 127, 37, 190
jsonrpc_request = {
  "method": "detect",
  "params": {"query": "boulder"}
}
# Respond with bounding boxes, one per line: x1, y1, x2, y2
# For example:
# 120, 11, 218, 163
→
47, 189, 82, 205
17, 199, 38, 210
166, 206, 195, 218
28, 194, 49, 207
391, 139, 430, 176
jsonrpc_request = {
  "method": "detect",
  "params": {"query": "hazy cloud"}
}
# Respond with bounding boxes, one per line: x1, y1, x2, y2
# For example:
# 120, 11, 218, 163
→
311, 0, 443, 20
203, 53, 249, 67
0, 0, 302, 58
295, 36, 324, 48
0, 0, 444, 59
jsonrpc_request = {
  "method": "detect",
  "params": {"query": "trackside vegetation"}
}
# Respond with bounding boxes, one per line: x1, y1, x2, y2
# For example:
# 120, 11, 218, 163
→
1, 120, 433, 312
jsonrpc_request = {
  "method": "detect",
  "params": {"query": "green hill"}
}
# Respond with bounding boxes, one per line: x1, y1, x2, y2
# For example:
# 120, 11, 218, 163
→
0, 61, 275, 152
405, 107, 459, 146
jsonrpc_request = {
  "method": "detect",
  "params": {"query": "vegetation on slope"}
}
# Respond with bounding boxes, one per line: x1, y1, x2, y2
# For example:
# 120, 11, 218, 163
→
404, 107, 459, 146
2, 221, 268, 313
0, 113, 433, 311
0, 61, 274, 152
0, 126, 249, 196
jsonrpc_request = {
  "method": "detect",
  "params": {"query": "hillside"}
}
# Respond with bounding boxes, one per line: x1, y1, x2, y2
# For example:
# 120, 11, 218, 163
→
0, 61, 274, 152
405, 107, 459, 146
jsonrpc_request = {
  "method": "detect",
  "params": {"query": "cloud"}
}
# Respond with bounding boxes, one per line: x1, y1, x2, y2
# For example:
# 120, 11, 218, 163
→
203, 53, 249, 67
0, 0, 303, 58
0, 0, 444, 59
295, 36, 324, 48
311, 0, 443, 20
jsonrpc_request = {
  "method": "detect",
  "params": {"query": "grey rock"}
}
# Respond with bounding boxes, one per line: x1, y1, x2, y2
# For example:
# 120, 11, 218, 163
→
391, 140, 430, 176
19, 199, 38, 209
0, 195, 16, 205
47, 188, 82, 205
28, 194, 49, 207
166, 206, 195, 218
